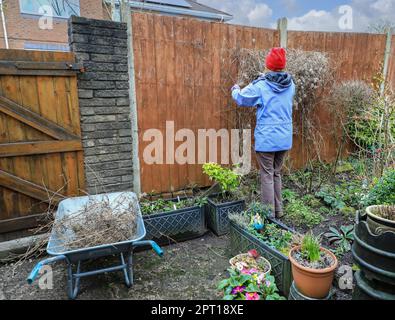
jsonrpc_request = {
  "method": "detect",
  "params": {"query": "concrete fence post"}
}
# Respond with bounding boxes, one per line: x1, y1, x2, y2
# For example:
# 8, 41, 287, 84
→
277, 17, 288, 48
120, 0, 141, 195
381, 28, 392, 96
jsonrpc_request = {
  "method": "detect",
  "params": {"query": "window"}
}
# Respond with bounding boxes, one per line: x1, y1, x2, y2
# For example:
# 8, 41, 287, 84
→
20, 0, 80, 18
24, 42, 70, 52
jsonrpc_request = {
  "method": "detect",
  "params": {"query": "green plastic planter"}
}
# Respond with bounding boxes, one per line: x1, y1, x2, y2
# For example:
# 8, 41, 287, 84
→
206, 196, 245, 236
352, 210, 395, 300
229, 218, 293, 296
143, 199, 207, 245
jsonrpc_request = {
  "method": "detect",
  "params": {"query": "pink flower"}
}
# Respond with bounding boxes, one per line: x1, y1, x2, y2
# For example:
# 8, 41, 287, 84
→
248, 249, 259, 258
257, 273, 265, 284
245, 292, 260, 300
231, 286, 246, 295
241, 268, 250, 275
241, 268, 258, 275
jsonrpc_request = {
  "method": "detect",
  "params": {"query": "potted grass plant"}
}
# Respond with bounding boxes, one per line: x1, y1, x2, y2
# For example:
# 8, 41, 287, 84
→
140, 196, 207, 245
289, 233, 338, 299
202, 163, 245, 236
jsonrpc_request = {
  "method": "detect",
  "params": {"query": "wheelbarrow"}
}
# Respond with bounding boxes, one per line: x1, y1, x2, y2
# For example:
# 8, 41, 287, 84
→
27, 192, 163, 299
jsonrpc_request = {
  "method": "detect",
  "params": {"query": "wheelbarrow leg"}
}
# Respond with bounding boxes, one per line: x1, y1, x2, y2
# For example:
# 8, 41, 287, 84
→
67, 261, 81, 300
121, 251, 133, 287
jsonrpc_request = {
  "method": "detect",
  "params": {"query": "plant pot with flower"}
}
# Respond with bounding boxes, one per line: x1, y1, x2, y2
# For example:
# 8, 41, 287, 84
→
202, 163, 246, 236
289, 233, 338, 299
230, 249, 272, 278
218, 250, 285, 301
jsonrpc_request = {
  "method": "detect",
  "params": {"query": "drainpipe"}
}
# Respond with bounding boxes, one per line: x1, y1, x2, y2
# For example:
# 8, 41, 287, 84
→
0, 0, 9, 49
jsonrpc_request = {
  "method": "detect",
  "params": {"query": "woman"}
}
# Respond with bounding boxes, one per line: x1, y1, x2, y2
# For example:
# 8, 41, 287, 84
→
231, 47, 295, 218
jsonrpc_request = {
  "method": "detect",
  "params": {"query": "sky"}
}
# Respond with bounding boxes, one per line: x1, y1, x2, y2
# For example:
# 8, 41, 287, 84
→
198, 0, 395, 32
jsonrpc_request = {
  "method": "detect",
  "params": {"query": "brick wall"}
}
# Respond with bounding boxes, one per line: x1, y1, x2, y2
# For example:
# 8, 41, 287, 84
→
0, 0, 106, 50
69, 16, 134, 194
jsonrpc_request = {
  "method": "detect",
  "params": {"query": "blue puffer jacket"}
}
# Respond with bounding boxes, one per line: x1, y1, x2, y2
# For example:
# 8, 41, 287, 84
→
232, 72, 295, 152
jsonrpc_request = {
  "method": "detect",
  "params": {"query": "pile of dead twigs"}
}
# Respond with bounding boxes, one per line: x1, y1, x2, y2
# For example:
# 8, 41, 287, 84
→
52, 193, 139, 251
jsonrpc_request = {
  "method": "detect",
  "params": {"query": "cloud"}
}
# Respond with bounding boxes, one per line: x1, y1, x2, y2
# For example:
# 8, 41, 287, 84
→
287, 9, 339, 32
281, 0, 298, 12
198, 0, 395, 32
247, 3, 273, 25
286, 0, 395, 32
370, 0, 395, 13
198, 0, 273, 27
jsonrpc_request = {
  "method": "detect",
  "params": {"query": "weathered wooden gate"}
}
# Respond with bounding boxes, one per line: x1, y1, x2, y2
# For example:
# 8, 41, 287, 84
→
0, 49, 85, 239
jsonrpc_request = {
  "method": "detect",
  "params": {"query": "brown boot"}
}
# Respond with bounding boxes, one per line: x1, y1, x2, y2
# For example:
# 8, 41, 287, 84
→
275, 211, 284, 219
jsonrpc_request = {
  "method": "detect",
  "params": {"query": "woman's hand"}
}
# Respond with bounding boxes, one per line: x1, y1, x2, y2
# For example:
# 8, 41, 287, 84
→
231, 84, 241, 91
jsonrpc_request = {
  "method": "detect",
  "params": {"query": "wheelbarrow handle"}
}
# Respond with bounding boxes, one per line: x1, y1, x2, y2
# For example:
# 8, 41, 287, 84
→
27, 255, 66, 284
133, 240, 164, 257
151, 242, 164, 257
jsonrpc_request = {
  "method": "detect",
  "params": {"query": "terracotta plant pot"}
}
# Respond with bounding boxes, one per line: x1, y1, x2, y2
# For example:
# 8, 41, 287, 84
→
289, 246, 338, 299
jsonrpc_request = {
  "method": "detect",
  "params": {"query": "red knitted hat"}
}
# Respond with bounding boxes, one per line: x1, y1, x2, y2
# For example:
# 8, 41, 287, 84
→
265, 47, 287, 71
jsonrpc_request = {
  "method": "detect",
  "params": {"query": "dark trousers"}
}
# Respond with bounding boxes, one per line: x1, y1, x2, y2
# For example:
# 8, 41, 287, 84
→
256, 151, 287, 217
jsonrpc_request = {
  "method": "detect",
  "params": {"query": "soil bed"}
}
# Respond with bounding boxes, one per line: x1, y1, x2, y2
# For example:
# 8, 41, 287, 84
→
0, 233, 229, 300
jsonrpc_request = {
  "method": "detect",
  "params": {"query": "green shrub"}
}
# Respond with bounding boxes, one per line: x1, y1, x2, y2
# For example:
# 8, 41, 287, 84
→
202, 163, 240, 193
283, 190, 322, 228
315, 180, 364, 211
325, 225, 354, 257
363, 169, 395, 205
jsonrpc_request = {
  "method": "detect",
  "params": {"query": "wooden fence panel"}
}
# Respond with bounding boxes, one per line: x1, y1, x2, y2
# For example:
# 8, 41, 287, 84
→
133, 12, 392, 194
133, 12, 277, 193
287, 32, 387, 168
0, 49, 85, 238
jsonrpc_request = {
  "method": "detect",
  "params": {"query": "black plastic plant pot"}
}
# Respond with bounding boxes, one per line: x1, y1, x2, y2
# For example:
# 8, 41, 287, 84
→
143, 201, 207, 246
229, 218, 293, 297
353, 270, 395, 300
352, 221, 395, 285
206, 195, 245, 236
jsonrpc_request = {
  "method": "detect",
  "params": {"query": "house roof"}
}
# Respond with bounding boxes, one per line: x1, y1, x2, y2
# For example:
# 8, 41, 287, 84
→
128, 0, 233, 21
